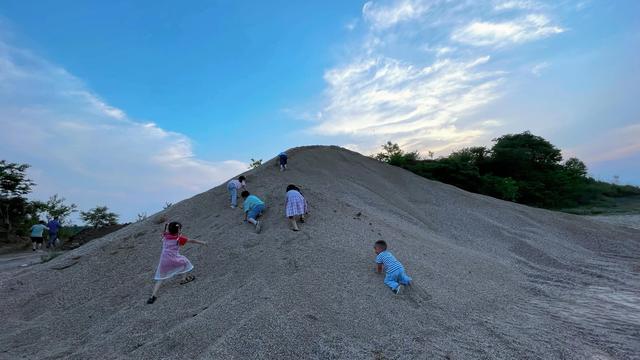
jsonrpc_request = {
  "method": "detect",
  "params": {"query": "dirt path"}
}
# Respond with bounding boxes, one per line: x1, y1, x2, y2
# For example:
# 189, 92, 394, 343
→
0, 250, 46, 273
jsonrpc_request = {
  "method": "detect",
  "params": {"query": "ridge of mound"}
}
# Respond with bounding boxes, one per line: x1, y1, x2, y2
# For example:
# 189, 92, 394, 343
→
1, 146, 638, 359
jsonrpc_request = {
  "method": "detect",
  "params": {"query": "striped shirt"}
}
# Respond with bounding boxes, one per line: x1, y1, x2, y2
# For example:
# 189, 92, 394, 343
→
375, 251, 403, 274
228, 179, 245, 189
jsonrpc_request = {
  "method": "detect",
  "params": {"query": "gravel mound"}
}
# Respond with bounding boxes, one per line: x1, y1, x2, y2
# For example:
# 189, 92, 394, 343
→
65, 224, 130, 249
1, 146, 638, 359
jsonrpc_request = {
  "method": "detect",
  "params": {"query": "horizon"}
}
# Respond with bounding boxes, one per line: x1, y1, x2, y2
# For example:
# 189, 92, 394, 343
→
1, 1, 639, 222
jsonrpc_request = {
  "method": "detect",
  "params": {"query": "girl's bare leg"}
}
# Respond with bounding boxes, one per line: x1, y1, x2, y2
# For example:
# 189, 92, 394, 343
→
289, 217, 299, 231
151, 280, 162, 298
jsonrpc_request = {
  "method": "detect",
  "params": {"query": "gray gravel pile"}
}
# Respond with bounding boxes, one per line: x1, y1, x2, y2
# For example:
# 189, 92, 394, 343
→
1, 146, 639, 359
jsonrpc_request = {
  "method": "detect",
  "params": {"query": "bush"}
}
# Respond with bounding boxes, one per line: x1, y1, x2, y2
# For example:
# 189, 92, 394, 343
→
374, 132, 640, 210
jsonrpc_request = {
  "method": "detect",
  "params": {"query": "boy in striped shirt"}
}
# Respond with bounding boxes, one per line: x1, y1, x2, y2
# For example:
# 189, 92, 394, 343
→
374, 240, 412, 294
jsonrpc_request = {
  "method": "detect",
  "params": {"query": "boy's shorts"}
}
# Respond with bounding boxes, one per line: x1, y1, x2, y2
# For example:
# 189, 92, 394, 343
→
248, 204, 265, 220
31, 236, 43, 244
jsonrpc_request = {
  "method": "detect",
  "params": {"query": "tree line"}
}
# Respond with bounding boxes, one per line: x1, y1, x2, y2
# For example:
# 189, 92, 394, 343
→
374, 131, 640, 209
0, 160, 119, 240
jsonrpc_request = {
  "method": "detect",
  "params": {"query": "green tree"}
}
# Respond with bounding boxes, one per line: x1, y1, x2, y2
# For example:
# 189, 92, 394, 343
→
249, 158, 263, 169
374, 142, 404, 163
0, 160, 36, 236
374, 141, 421, 166
563, 158, 588, 178
80, 206, 119, 228
42, 194, 77, 224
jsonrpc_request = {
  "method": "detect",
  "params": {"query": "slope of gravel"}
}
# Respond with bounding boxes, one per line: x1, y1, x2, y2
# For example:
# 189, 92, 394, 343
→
1, 146, 639, 359
587, 214, 640, 230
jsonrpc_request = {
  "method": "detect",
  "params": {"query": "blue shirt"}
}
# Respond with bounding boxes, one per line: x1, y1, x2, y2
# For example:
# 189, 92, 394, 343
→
376, 250, 403, 274
30, 224, 49, 237
47, 220, 61, 233
243, 195, 264, 213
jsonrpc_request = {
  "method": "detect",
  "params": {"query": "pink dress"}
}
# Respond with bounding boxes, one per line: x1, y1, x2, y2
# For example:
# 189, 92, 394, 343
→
154, 233, 194, 280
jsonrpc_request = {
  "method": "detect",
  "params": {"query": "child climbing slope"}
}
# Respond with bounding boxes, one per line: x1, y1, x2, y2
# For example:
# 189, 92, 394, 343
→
241, 191, 265, 233
278, 152, 288, 172
285, 184, 308, 231
147, 221, 206, 304
374, 240, 412, 295
227, 175, 247, 208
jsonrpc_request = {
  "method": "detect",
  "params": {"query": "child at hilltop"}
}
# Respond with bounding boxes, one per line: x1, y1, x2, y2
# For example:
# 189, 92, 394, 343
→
374, 240, 412, 295
147, 221, 206, 304
278, 152, 288, 172
285, 184, 308, 231
227, 175, 247, 209
30, 220, 49, 251
241, 191, 265, 233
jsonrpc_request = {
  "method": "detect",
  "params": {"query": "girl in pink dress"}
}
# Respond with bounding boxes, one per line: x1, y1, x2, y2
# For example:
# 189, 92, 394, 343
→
147, 222, 206, 304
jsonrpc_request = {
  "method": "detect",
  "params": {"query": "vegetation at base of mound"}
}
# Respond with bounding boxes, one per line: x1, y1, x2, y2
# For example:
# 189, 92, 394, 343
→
0, 160, 122, 242
375, 131, 640, 212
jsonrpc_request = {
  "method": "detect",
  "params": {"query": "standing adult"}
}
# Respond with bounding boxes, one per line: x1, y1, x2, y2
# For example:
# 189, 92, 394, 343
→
47, 217, 61, 248
227, 176, 247, 209
278, 152, 288, 172
30, 221, 49, 251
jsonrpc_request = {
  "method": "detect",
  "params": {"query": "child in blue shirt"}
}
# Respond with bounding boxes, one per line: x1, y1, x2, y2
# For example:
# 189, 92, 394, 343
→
374, 240, 412, 294
241, 191, 265, 233
30, 221, 49, 251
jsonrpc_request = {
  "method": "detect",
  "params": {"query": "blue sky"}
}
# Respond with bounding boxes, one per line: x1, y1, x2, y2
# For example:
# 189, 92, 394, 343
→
1, 0, 639, 222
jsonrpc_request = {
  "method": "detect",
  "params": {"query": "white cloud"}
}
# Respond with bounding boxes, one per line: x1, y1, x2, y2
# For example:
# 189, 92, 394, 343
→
531, 61, 550, 76
494, 0, 541, 11
345, 18, 359, 31
452, 14, 564, 46
362, 0, 430, 30
0, 39, 246, 221
313, 55, 504, 152
306, 1, 567, 157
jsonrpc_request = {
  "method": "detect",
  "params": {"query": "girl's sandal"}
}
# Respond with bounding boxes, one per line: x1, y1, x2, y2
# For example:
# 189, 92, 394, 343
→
180, 275, 195, 285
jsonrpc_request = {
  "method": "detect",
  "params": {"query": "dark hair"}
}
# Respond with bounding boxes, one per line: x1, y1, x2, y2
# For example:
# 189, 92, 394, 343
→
167, 221, 182, 235
39, 220, 46, 225
374, 240, 387, 250
241, 190, 250, 198
286, 184, 300, 192
238, 176, 246, 182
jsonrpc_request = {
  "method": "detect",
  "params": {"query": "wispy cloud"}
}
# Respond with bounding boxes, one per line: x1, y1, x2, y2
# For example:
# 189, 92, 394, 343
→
494, 0, 541, 11
0, 38, 245, 220
307, 0, 565, 155
314, 56, 504, 152
362, 0, 430, 30
531, 61, 550, 76
452, 14, 564, 47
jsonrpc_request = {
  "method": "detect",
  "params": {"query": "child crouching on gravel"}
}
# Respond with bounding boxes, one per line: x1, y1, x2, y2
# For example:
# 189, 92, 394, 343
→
374, 240, 412, 295
285, 184, 308, 231
241, 191, 265, 233
227, 175, 246, 208
147, 222, 206, 304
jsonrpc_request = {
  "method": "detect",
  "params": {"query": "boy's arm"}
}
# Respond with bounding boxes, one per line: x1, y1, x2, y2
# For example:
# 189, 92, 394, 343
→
375, 263, 383, 274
